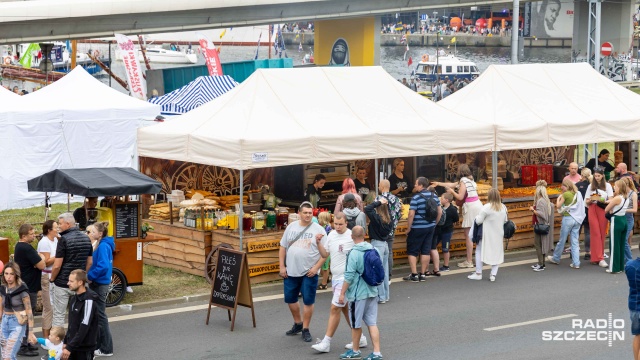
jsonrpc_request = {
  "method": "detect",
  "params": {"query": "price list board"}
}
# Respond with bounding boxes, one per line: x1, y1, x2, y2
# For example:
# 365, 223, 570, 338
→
115, 203, 139, 239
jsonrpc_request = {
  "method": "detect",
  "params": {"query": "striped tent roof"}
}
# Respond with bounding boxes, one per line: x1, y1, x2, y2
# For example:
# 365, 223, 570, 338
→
149, 75, 238, 115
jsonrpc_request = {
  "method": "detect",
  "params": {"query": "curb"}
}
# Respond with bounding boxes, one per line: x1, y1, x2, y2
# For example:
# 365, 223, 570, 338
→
107, 246, 542, 314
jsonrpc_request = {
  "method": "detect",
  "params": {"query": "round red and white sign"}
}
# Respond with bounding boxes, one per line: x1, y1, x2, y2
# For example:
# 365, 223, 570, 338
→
601, 42, 613, 56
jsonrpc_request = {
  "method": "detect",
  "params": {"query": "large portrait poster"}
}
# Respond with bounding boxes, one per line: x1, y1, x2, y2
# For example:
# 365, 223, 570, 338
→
314, 17, 376, 66
528, 0, 574, 38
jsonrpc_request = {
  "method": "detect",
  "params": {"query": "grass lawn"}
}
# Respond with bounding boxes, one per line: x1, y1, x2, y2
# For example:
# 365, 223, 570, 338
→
0, 203, 211, 304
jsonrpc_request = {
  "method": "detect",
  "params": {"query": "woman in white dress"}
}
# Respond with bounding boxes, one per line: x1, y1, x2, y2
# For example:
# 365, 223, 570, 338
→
467, 188, 507, 282
435, 164, 483, 268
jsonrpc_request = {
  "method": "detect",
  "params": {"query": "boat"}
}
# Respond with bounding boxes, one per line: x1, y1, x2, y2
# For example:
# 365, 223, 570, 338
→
414, 53, 480, 83
117, 47, 198, 64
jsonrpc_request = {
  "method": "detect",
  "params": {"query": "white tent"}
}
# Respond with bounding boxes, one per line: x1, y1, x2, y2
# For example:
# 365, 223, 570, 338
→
0, 67, 160, 210
0, 85, 19, 99
439, 62, 640, 151
138, 66, 494, 170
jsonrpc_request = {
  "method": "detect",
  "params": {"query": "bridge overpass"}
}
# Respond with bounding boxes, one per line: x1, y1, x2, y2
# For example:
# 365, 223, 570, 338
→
0, 0, 513, 44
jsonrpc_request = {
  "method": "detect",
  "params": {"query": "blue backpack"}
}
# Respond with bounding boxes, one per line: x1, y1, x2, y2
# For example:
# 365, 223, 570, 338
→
357, 248, 385, 287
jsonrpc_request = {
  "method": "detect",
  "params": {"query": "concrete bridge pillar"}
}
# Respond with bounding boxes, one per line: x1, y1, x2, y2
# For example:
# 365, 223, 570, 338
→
572, 0, 635, 60
314, 16, 381, 66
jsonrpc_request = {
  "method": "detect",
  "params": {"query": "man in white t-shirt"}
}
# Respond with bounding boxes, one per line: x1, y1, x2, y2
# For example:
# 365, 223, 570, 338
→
312, 213, 364, 353
279, 202, 328, 343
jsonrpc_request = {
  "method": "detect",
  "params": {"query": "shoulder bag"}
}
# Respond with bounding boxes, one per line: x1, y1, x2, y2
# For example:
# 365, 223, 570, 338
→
605, 198, 627, 221
503, 205, 516, 250
455, 179, 470, 207
284, 223, 313, 267
533, 202, 550, 235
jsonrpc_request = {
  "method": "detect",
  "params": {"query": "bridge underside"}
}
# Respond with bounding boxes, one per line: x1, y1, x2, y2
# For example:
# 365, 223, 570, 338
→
0, 0, 510, 44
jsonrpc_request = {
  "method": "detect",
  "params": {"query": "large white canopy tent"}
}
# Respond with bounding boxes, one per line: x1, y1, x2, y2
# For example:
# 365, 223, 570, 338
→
138, 66, 495, 246
0, 67, 160, 210
138, 66, 494, 169
440, 62, 640, 151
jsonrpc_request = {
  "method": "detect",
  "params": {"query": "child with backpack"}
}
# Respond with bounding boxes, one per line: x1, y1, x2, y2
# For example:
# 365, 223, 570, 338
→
338, 226, 384, 360
436, 193, 460, 272
318, 211, 333, 290
364, 198, 393, 304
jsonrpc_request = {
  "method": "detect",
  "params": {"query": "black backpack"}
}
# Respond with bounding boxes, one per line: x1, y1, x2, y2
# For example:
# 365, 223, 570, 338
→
345, 214, 357, 229
436, 205, 447, 226
418, 192, 439, 222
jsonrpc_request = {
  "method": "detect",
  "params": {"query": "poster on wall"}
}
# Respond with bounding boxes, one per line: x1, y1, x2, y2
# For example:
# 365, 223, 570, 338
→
328, 38, 350, 66
529, 0, 574, 38
314, 17, 376, 66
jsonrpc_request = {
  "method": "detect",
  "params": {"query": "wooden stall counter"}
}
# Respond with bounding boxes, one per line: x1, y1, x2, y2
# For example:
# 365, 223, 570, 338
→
142, 219, 213, 277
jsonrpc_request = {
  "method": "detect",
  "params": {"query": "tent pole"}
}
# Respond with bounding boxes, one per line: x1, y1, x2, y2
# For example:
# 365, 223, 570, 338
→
375, 160, 379, 195
239, 169, 244, 251
492, 151, 498, 189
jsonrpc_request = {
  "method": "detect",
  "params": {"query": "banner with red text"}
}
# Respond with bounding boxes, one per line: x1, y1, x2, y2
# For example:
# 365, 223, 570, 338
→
196, 32, 223, 76
115, 34, 147, 100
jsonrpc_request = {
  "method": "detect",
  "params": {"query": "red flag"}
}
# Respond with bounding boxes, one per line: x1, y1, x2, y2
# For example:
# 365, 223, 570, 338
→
407, 56, 413, 66
197, 32, 223, 76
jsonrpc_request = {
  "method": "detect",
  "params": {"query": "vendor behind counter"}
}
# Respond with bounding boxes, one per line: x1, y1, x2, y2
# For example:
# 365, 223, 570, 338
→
73, 197, 98, 231
388, 158, 413, 201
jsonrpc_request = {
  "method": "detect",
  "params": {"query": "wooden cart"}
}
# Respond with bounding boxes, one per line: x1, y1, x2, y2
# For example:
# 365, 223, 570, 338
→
27, 167, 165, 307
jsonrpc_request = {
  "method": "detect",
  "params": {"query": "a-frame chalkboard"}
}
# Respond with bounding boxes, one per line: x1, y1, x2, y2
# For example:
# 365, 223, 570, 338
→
206, 248, 256, 331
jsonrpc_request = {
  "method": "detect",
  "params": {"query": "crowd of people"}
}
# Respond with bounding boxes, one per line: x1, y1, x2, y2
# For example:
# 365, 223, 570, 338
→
381, 22, 514, 37
281, 153, 640, 359
0, 204, 114, 360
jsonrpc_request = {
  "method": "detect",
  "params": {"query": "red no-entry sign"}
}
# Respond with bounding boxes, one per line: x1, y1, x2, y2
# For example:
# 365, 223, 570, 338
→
601, 42, 613, 56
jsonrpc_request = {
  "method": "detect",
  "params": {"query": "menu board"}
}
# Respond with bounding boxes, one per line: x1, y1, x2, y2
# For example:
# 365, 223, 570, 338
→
211, 248, 244, 309
115, 203, 139, 238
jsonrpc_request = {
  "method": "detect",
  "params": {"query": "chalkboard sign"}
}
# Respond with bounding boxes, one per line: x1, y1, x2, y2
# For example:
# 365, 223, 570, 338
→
115, 203, 139, 239
206, 248, 256, 331
211, 249, 243, 309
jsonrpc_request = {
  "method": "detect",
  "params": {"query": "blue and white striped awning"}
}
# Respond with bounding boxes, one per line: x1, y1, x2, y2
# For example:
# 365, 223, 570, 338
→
149, 75, 238, 115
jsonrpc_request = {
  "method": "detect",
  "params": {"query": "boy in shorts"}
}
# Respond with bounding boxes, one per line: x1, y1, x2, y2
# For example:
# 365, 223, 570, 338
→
437, 193, 459, 272
312, 213, 366, 353
338, 226, 383, 360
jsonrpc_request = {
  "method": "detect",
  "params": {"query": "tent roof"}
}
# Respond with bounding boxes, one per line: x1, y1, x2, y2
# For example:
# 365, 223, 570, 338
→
138, 66, 494, 170
439, 62, 640, 151
5, 67, 160, 122
27, 167, 162, 197
0, 86, 19, 99
149, 75, 238, 115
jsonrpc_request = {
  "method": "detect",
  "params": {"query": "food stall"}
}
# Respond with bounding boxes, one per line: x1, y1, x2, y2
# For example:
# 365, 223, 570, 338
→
27, 167, 164, 306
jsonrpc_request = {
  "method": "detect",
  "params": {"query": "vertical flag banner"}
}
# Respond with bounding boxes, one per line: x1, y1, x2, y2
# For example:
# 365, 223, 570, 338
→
19, 43, 40, 68
115, 34, 147, 100
197, 32, 223, 76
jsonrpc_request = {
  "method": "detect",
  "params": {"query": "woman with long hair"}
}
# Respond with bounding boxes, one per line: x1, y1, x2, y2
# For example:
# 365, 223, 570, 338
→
548, 179, 586, 268
622, 177, 638, 263
575, 169, 592, 260
467, 188, 507, 282
604, 180, 630, 274
334, 178, 363, 214
0, 262, 36, 360
365, 198, 393, 303
388, 158, 412, 199
530, 184, 553, 271
584, 168, 613, 267
87, 222, 115, 357
36, 220, 58, 339
435, 164, 483, 269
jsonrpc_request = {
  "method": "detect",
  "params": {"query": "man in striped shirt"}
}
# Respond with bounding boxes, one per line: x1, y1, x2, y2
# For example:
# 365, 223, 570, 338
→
403, 177, 441, 282
626, 257, 640, 360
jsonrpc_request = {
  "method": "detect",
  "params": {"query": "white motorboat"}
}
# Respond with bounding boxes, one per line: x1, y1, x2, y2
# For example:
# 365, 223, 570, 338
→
117, 47, 198, 64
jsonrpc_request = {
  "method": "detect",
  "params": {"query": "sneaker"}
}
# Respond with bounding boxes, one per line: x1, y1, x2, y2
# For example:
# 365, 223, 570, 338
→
604, 253, 610, 259
489, 275, 496, 282
563, 248, 571, 254
94, 350, 114, 357
364, 353, 384, 360
584, 253, 591, 260
302, 328, 312, 342
428, 271, 441, 277
402, 273, 419, 282
17, 347, 38, 357
570, 263, 580, 269
285, 322, 303, 336
599, 260, 608, 268
546, 255, 559, 265
533, 266, 545, 272
339, 349, 363, 359
378, 300, 387, 304
467, 273, 482, 280
126, 286, 134, 293
439, 265, 450, 272
311, 339, 330, 353
532, 264, 541, 270
345, 335, 368, 349
419, 273, 428, 281
458, 260, 474, 268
